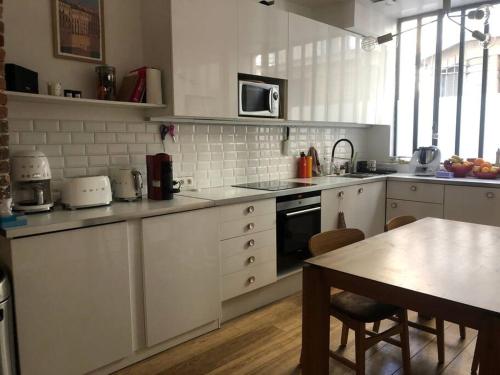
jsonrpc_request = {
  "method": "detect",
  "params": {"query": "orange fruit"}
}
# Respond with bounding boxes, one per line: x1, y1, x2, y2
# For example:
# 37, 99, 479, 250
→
473, 165, 481, 172
474, 158, 485, 166
481, 166, 491, 173
482, 162, 492, 168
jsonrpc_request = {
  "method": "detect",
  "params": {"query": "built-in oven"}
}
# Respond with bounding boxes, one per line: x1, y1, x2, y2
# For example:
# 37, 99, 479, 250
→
238, 79, 280, 118
276, 191, 321, 275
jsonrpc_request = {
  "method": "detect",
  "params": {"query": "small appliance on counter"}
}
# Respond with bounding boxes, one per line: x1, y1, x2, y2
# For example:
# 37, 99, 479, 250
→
409, 146, 441, 176
111, 168, 143, 201
5, 64, 38, 94
61, 176, 112, 210
146, 153, 180, 200
11, 151, 54, 213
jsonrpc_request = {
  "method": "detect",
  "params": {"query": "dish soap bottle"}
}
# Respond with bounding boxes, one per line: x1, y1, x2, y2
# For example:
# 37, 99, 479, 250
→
496, 148, 500, 166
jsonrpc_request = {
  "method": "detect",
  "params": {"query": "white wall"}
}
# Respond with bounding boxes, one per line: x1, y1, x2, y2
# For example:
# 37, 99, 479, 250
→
4, 0, 144, 99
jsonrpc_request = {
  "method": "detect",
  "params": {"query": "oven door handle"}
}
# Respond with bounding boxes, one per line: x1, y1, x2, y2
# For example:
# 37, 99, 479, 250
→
285, 206, 321, 217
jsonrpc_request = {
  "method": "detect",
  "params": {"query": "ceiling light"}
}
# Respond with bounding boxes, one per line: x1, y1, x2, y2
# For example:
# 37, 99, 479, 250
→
467, 5, 491, 24
472, 30, 496, 49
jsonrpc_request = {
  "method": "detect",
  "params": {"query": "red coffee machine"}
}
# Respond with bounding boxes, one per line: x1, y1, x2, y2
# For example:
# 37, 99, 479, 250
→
146, 153, 180, 200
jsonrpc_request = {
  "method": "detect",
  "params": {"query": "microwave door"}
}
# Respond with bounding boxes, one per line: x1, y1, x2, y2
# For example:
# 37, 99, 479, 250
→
242, 84, 271, 114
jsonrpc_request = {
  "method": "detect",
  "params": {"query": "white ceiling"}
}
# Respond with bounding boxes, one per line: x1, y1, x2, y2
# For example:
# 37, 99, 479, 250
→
362, 0, 490, 19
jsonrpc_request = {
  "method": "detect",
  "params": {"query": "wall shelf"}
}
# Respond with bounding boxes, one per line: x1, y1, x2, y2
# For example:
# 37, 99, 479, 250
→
5, 91, 166, 110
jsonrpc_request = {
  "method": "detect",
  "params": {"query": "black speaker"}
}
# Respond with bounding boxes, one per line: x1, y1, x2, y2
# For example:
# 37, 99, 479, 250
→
5, 64, 39, 94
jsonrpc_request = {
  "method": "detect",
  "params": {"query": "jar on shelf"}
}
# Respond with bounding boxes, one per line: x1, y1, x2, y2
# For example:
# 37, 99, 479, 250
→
95, 65, 116, 101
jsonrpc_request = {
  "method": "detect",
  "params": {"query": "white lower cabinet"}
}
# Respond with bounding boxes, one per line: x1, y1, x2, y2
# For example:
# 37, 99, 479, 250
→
142, 208, 220, 347
321, 181, 386, 237
11, 223, 132, 375
444, 185, 500, 226
386, 199, 443, 221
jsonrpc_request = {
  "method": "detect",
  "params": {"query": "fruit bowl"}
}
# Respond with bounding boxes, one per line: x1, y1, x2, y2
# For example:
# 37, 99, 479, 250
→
473, 170, 499, 179
444, 162, 473, 177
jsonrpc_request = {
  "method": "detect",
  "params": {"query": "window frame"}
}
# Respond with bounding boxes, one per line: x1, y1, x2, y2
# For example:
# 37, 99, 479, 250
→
393, 0, 500, 157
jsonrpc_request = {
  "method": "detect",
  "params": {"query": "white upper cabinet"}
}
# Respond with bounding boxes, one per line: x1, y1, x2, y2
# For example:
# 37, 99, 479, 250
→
171, 0, 238, 118
238, 0, 289, 79
288, 13, 330, 121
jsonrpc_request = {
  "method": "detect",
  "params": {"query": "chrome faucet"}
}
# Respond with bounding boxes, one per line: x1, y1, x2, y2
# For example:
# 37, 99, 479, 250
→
331, 138, 354, 175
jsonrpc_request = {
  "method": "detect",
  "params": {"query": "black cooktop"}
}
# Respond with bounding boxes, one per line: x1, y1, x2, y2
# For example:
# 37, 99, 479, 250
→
232, 181, 316, 191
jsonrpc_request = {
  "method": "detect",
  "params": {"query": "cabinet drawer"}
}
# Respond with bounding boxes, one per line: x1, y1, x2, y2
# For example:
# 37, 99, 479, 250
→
386, 199, 443, 221
219, 199, 275, 221
220, 213, 276, 240
444, 185, 500, 226
387, 181, 444, 204
221, 246, 276, 275
221, 261, 277, 301
220, 229, 275, 258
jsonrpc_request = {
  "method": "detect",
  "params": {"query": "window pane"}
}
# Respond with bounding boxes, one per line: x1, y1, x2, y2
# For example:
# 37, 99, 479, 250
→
459, 15, 484, 158
417, 16, 438, 148
483, 4, 500, 161
437, 11, 461, 158
396, 20, 418, 157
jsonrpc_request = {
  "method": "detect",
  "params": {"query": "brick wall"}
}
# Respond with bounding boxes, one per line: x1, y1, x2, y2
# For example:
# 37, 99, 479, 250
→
0, 0, 9, 202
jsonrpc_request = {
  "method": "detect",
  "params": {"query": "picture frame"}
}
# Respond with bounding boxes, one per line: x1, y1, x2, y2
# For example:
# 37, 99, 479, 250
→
52, 0, 105, 64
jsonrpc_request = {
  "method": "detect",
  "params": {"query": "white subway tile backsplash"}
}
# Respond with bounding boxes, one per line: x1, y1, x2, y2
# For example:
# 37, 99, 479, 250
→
86, 144, 107, 155
47, 157, 64, 168
106, 122, 127, 132
88, 155, 109, 166
116, 133, 136, 143
146, 123, 159, 134
64, 168, 86, 178
62, 145, 85, 156
127, 123, 146, 133
9, 132, 19, 145
95, 133, 116, 144
84, 121, 106, 132
147, 144, 164, 154
60, 120, 84, 132
10, 119, 33, 132
34, 120, 59, 132
87, 167, 109, 176
65, 156, 88, 168
108, 144, 128, 155
10, 145, 35, 154
37, 145, 62, 156
48, 132, 72, 144
128, 144, 147, 154
20, 132, 46, 145
136, 133, 155, 144
72, 133, 94, 144
110, 155, 130, 166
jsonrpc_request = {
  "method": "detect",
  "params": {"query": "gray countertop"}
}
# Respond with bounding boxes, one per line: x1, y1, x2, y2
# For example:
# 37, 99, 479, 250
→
3, 173, 500, 239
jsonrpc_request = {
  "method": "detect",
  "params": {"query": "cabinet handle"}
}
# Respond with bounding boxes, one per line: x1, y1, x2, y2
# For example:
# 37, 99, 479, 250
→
248, 256, 256, 264
338, 191, 344, 198
391, 202, 398, 208
247, 223, 255, 231
247, 205, 255, 214
410, 185, 417, 192
248, 276, 256, 284
486, 192, 495, 199
247, 239, 255, 248
358, 187, 364, 194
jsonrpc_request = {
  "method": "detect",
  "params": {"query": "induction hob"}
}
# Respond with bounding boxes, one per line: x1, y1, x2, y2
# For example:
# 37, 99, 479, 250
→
232, 180, 316, 191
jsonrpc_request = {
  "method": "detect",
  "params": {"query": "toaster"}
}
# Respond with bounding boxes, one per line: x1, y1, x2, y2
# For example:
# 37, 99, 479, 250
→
61, 176, 112, 210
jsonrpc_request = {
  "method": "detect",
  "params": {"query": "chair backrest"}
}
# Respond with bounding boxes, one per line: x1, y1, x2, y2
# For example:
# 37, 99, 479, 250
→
309, 228, 365, 257
385, 215, 417, 232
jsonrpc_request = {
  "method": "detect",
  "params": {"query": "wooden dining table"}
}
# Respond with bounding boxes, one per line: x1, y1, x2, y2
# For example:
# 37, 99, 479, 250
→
301, 217, 500, 374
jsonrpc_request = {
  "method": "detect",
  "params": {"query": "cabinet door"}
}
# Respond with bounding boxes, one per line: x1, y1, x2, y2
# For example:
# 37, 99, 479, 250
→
353, 181, 386, 237
142, 208, 220, 347
387, 199, 444, 221
288, 13, 329, 121
321, 185, 357, 232
171, 0, 238, 118
11, 223, 132, 375
444, 185, 500, 226
238, 0, 288, 79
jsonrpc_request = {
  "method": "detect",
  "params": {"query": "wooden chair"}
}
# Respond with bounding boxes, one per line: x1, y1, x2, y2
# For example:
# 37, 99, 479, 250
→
304, 228, 411, 374
378, 215, 467, 364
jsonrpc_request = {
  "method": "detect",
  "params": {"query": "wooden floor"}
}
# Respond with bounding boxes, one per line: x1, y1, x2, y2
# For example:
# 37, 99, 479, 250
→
115, 293, 478, 375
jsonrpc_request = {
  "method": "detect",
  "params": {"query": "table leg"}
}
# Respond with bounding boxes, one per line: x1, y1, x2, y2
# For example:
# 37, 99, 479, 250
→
478, 316, 500, 374
302, 264, 331, 375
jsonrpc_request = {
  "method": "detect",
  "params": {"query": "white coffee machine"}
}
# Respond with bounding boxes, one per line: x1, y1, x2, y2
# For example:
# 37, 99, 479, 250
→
11, 151, 54, 212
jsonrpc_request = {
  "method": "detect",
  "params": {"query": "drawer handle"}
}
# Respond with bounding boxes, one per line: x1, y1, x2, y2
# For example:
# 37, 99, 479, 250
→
358, 187, 364, 194
410, 185, 417, 192
247, 205, 255, 214
338, 191, 344, 198
248, 256, 256, 264
248, 276, 256, 284
486, 192, 495, 199
247, 239, 255, 247
391, 202, 398, 208
247, 223, 255, 231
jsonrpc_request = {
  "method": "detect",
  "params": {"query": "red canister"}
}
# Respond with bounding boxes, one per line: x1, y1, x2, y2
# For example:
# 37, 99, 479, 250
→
298, 152, 308, 178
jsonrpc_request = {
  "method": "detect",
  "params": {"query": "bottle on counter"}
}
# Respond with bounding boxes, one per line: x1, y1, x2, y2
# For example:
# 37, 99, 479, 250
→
298, 152, 308, 178
306, 156, 313, 178
496, 148, 500, 166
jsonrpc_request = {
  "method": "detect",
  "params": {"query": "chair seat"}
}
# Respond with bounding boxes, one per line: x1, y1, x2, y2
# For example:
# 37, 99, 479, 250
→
330, 292, 400, 323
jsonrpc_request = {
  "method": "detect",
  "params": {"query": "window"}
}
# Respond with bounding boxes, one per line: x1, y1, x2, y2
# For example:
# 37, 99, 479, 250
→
394, 2, 500, 161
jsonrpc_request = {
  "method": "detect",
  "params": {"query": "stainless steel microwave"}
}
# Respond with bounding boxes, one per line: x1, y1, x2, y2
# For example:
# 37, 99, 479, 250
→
238, 80, 280, 118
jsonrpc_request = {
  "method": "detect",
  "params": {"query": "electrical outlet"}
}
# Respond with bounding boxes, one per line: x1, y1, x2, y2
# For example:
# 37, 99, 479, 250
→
176, 176, 195, 189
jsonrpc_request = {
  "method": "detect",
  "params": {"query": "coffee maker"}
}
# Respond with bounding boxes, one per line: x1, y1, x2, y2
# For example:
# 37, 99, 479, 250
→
146, 153, 180, 200
12, 151, 54, 212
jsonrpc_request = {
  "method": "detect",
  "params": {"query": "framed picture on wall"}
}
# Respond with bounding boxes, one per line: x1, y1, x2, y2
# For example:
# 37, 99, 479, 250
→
52, 0, 105, 63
